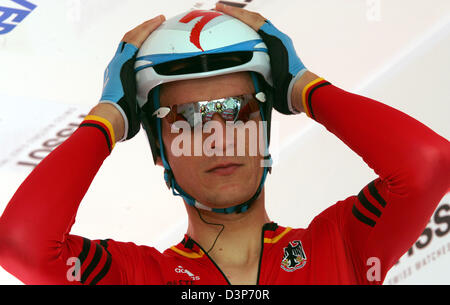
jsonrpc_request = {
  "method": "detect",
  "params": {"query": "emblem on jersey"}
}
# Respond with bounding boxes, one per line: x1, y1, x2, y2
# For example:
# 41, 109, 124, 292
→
281, 240, 307, 272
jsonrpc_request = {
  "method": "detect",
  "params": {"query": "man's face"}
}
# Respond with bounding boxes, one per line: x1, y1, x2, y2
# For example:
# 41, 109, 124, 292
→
157, 72, 266, 209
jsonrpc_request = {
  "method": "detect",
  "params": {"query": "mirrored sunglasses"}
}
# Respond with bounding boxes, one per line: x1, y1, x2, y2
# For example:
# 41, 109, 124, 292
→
152, 92, 266, 128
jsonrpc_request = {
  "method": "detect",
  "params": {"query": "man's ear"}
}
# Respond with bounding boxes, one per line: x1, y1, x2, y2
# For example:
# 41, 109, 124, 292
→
155, 155, 164, 167
154, 139, 164, 167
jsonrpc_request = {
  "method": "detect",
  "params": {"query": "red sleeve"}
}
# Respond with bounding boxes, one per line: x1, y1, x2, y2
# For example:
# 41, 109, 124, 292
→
0, 121, 126, 284
303, 79, 450, 283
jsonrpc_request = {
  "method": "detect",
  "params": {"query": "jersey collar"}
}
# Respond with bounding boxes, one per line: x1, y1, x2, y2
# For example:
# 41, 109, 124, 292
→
168, 222, 292, 259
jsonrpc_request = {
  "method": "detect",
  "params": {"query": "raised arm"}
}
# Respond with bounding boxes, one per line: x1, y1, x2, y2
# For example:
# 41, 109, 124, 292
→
298, 72, 450, 283
0, 16, 165, 284
0, 112, 124, 284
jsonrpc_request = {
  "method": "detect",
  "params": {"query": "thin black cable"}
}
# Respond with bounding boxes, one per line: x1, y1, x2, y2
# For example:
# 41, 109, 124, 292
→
194, 207, 225, 254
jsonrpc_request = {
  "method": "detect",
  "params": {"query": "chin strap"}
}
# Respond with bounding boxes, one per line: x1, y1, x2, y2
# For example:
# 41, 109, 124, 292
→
163, 155, 271, 214
153, 72, 272, 214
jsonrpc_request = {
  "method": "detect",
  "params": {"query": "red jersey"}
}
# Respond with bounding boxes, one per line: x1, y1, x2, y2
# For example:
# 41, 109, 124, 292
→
0, 78, 449, 285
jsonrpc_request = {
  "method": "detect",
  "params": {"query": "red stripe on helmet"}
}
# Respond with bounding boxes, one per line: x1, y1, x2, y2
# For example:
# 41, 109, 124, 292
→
179, 10, 222, 52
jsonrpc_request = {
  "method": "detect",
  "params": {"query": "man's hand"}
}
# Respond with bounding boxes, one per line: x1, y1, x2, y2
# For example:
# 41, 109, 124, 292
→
91, 15, 165, 143
215, 3, 317, 115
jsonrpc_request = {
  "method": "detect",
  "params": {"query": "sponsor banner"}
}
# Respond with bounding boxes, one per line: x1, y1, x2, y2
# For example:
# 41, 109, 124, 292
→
0, 94, 88, 173
0, 94, 89, 214
384, 194, 450, 284
0, 0, 37, 35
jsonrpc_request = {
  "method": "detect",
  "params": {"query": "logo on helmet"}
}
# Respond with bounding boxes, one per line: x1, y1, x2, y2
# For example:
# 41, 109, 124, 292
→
179, 10, 222, 52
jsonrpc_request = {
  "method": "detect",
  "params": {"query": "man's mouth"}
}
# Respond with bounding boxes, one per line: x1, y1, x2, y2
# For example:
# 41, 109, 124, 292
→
206, 163, 243, 176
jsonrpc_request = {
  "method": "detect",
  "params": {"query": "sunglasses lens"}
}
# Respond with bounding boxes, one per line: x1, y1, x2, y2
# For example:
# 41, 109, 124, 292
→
236, 99, 260, 122
163, 95, 260, 127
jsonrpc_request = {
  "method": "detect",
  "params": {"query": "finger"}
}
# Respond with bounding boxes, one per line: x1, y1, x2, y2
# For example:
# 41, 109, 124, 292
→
215, 3, 266, 31
121, 15, 166, 48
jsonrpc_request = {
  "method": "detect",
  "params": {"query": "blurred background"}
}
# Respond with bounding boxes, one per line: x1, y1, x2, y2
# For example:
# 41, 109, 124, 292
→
0, 0, 449, 284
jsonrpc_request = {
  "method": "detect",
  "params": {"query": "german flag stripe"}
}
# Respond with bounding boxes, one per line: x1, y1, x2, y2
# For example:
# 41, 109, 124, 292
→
301, 77, 324, 117
170, 246, 204, 259
264, 227, 292, 244
301, 78, 331, 120
80, 115, 116, 151
306, 81, 331, 120
80, 122, 112, 153
83, 115, 115, 146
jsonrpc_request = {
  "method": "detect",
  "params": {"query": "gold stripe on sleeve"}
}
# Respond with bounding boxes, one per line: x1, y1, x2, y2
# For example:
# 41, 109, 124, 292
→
83, 115, 116, 149
301, 77, 325, 118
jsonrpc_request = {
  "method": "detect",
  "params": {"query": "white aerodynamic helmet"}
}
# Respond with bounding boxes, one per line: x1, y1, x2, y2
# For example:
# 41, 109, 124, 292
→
134, 9, 274, 214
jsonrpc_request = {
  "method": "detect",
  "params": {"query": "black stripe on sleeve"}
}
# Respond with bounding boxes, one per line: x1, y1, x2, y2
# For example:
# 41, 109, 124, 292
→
74, 238, 91, 277
357, 189, 382, 218
79, 122, 112, 153
77, 237, 91, 265
99, 239, 111, 254
89, 252, 112, 285
368, 179, 387, 208
307, 81, 331, 120
352, 205, 376, 227
81, 243, 104, 284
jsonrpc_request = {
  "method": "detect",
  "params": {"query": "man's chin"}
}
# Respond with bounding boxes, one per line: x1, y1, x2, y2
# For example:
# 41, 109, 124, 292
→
197, 190, 258, 210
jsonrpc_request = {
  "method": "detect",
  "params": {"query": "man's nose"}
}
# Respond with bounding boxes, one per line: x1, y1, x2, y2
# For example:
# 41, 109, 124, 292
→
209, 112, 227, 125
204, 113, 235, 154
